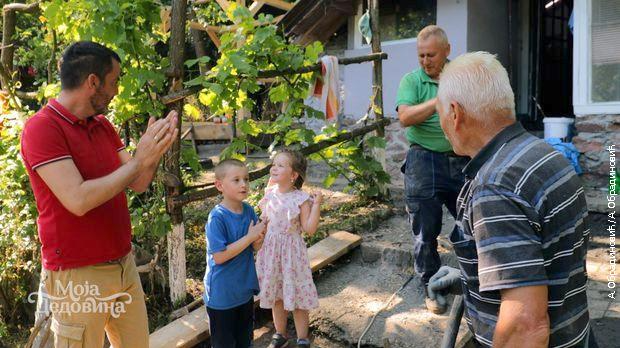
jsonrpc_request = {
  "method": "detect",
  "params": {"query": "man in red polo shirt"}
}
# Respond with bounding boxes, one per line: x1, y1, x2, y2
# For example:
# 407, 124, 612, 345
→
21, 41, 178, 347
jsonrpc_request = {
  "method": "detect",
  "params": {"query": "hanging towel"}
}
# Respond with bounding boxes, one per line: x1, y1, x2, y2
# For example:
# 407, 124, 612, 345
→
311, 55, 340, 122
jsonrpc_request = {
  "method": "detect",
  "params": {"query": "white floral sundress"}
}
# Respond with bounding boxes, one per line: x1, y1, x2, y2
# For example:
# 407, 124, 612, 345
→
256, 185, 319, 311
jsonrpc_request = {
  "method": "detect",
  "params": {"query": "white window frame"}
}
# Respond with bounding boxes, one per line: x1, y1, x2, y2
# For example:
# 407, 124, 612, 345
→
573, 0, 620, 115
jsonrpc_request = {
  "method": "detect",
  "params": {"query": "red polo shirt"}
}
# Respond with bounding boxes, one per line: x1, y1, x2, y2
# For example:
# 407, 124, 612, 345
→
20, 99, 132, 270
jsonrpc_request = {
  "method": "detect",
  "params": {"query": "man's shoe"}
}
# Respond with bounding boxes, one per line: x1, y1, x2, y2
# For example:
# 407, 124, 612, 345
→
268, 333, 289, 348
424, 284, 448, 314
296, 338, 310, 347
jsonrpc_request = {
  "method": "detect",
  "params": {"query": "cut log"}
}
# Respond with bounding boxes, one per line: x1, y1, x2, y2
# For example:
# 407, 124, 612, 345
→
149, 231, 362, 348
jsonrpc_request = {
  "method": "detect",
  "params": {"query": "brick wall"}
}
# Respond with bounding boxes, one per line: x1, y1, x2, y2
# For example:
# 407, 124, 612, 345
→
572, 114, 620, 191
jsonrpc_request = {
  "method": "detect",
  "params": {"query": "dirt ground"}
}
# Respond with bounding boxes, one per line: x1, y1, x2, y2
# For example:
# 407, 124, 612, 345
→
186, 156, 618, 347
250, 187, 618, 348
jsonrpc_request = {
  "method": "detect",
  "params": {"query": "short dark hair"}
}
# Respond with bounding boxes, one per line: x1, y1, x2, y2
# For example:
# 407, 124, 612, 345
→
59, 41, 121, 90
214, 159, 247, 180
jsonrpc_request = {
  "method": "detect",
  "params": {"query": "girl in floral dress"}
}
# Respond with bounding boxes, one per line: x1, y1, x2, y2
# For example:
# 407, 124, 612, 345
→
256, 149, 322, 348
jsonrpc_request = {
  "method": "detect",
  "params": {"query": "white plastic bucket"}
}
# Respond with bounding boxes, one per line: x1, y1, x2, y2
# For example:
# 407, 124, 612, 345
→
543, 117, 574, 140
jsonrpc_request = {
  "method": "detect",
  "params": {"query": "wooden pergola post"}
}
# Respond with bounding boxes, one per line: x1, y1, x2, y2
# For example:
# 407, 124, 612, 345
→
164, 0, 188, 305
369, 0, 387, 195
369, 0, 383, 135
0, 3, 40, 95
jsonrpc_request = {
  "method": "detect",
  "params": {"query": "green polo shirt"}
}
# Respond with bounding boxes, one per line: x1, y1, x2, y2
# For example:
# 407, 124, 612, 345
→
395, 68, 452, 153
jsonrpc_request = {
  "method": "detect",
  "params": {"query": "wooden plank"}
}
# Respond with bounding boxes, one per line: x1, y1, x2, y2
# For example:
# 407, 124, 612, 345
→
309, 231, 362, 271
181, 122, 233, 141
263, 0, 294, 11
149, 231, 362, 348
149, 306, 210, 348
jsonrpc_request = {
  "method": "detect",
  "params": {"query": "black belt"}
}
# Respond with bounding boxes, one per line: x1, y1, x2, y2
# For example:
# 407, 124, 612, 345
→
410, 143, 463, 158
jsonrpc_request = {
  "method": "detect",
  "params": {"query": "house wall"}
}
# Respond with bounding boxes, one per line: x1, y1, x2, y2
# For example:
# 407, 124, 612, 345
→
466, 0, 510, 68
341, 0, 469, 120
339, 0, 469, 185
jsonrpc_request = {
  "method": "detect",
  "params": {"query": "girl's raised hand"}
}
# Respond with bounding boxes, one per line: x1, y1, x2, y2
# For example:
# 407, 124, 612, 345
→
311, 191, 323, 206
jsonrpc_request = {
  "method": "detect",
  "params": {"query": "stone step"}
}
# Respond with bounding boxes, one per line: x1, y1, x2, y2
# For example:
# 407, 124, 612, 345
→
358, 240, 458, 270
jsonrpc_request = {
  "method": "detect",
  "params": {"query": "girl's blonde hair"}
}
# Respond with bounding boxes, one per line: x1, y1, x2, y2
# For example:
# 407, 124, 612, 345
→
276, 149, 307, 189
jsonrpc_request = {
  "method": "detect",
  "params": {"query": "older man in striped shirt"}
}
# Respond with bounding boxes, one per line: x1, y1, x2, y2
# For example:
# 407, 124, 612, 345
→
429, 52, 596, 347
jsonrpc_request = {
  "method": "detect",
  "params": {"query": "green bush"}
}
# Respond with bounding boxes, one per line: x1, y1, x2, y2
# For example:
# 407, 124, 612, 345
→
0, 111, 40, 340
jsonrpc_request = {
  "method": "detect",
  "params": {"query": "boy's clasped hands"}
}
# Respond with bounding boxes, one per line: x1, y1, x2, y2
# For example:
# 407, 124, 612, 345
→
249, 218, 268, 249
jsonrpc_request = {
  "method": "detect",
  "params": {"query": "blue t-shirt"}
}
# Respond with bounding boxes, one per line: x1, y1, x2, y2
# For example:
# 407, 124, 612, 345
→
203, 202, 259, 310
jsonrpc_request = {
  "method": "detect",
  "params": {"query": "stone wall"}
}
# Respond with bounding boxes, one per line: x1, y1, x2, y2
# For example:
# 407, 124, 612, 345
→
572, 114, 619, 190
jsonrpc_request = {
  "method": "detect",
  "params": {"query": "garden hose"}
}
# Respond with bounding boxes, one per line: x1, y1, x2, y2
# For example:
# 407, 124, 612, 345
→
357, 274, 415, 348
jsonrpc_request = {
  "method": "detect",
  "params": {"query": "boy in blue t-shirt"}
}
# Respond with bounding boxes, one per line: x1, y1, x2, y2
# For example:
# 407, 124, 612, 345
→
204, 159, 267, 348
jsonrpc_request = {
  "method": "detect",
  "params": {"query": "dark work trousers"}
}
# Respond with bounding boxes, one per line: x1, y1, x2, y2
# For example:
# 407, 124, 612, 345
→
402, 144, 468, 283
206, 298, 254, 348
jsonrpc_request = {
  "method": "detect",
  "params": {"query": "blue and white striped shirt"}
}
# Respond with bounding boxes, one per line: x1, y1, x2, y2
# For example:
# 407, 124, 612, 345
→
451, 123, 590, 347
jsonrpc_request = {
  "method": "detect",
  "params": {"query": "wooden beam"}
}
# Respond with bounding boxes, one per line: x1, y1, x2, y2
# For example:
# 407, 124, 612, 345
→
206, 28, 221, 48
189, 14, 282, 34
369, 0, 384, 137
257, 52, 387, 78
164, 0, 188, 305
249, 0, 265, 15
369, 0, 387, 197
160, 53, 388, 105
2, 2, 40, 12
189, 8, 210, 75
181, 122, 233, 141
149, 231, 362, 348
173, 117, 391, 205
263, 0, 294, 11
215, 0, 231, 11
188, 21, 223, 33
1, 7, 17, 82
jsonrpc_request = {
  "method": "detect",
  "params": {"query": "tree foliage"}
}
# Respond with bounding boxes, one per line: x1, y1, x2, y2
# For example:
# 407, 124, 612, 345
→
0, 0, 389, 341
190, 4, 389, 196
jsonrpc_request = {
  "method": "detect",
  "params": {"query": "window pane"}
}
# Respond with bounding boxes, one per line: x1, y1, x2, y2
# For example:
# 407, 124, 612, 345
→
363, 0, 436, 43
591, 0, 620, 102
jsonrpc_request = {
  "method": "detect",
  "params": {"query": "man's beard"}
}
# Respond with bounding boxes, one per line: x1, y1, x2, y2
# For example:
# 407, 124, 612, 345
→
90, 88, 110, 115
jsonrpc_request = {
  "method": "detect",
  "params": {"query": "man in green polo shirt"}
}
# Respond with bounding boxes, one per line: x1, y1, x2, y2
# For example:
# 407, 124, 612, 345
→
396, 25, 468, 314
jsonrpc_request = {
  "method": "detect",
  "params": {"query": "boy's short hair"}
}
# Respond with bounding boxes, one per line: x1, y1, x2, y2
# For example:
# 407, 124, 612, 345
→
214, 159, 247, 180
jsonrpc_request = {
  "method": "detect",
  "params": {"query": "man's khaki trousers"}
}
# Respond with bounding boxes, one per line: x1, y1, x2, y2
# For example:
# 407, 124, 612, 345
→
42, 252, 148, 348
